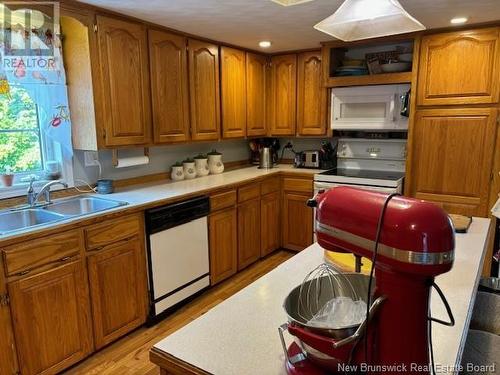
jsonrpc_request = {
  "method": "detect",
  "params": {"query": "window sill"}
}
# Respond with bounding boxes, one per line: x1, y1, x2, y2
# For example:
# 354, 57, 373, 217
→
0, 181, 70, 202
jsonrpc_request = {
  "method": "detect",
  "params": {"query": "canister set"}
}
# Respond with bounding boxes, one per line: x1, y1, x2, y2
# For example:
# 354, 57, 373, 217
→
170, 150, 224, 181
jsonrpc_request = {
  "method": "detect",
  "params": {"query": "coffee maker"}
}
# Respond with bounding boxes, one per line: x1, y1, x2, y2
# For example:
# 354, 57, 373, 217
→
249, 138, 280, 167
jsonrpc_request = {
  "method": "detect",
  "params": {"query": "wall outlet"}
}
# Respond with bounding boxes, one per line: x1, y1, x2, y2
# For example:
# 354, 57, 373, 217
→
84, 151, 100, 167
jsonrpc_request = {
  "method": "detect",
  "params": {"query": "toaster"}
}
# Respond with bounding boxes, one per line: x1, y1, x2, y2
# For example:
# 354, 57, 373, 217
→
294, 150, 320, 169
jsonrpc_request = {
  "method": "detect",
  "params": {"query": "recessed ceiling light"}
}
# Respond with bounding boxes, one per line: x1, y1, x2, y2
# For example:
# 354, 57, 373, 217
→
450, 17, 468, 24
259, 41, 272, 48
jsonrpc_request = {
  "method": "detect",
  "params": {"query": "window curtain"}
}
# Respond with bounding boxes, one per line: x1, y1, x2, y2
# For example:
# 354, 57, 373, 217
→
0, 24, 73, 157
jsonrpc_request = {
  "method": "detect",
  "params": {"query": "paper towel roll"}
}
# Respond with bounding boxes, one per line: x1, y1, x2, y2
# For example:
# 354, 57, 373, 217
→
114, 156, 150, 168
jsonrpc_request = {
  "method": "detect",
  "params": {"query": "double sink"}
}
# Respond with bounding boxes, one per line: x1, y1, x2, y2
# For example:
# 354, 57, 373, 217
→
0, 195, 128, 236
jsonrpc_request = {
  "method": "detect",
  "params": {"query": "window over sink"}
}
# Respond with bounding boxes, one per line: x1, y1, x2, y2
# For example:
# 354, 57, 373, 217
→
0, 86, 43, 175
0, 3, 74, 198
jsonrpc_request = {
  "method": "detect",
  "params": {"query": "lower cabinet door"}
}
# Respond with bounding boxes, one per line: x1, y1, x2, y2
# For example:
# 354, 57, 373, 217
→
87, 238, 148, 349
282, 192, 313, 251
261, 191, 281, 257
238, 198, 261, 270
8, 261, 93, 375
209, 207, 238, 285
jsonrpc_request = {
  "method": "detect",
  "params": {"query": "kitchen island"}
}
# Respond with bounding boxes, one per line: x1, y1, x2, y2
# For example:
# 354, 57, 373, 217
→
150, 218, 492, 375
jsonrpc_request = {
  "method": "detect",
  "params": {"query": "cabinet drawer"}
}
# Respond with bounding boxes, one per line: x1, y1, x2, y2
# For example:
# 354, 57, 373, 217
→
85, 214, 142, 250
238, 184, 261, 203
210, 190, 237, 211
282, 178, 312, 193
261, 177, 280, 195
2, 230, 82, 277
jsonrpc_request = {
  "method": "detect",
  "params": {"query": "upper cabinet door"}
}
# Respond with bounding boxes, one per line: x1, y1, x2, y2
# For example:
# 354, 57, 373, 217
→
408, 108, 497, 217
297, 51, 327, 136
96, 15, 151, 147
188, 39, 221, 141
270, 54, 297, 136
148, 30, 190, 144
417, 27, 500, 106
221, 47, 246, 139
246, 53, 268, 137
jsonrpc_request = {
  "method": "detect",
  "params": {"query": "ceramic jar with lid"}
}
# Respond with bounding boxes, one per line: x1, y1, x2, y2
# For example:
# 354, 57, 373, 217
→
194, 154, 209, 177
171, 162, 185, 181
207, 149, 224, 174
183, 158, 197, 179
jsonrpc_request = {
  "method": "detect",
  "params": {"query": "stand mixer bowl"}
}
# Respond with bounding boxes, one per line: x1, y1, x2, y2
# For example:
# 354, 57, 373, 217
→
282, 272, 375, 369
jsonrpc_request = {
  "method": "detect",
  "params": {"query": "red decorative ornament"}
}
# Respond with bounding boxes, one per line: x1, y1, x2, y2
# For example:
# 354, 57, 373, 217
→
50, 116, 62, 127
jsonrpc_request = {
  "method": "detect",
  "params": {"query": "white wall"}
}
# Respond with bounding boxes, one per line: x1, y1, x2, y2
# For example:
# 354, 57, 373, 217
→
73, 137, 332, 185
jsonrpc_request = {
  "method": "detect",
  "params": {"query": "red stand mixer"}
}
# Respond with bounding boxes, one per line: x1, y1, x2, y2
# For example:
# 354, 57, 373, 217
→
280, 187, 456, 375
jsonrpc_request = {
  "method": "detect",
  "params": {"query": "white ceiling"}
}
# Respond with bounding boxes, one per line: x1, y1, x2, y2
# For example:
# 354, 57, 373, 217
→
79, 0, 500, 52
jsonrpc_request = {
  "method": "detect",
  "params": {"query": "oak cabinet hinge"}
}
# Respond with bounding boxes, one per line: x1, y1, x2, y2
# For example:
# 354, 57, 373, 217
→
0, 293, 10, 307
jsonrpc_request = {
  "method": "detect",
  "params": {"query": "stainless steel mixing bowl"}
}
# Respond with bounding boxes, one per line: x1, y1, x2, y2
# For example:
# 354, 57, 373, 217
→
281, 273, 376, 368
283, 273, 374, 339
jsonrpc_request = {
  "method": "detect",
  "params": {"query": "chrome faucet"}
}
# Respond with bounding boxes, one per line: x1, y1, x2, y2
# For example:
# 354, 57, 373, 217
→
26, 175, 38, 206
30, 180, 68, 207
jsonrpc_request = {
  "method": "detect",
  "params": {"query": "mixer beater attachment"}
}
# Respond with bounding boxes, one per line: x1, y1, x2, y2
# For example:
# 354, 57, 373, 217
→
297, 262, 363, 324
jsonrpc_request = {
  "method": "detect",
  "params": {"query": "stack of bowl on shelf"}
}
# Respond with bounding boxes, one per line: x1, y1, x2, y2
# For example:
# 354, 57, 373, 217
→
170, 150, 224, 181
334, 58, 368, 76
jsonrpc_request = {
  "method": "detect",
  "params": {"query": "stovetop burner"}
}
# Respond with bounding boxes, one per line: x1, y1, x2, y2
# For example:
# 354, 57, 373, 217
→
318, 168, 405, 181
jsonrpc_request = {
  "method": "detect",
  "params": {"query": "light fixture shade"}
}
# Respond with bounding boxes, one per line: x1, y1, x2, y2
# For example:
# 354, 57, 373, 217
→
314, 0, 425, 41
271, 0, 314, 6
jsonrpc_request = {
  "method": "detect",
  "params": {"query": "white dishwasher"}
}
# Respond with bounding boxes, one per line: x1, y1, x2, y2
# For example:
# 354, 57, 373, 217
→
145, 196, 210, 324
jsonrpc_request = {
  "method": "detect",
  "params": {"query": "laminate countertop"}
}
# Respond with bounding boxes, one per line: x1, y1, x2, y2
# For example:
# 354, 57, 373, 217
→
151, 218, 492, 375
0, 165, 322, 242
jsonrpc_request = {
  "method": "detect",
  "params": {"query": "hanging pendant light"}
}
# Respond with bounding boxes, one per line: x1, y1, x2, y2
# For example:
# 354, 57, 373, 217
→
314, 0, 425, 41
271, 0, 315, 6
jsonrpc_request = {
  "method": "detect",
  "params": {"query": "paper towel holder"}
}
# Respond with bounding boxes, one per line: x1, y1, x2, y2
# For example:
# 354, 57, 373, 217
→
112, 147, 150, 167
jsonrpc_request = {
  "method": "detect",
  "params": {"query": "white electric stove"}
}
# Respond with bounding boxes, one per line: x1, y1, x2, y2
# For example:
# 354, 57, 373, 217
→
314, 138, 407, 194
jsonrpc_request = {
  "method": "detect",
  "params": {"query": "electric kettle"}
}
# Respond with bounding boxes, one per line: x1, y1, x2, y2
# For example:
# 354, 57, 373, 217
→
259, 147, 275, 169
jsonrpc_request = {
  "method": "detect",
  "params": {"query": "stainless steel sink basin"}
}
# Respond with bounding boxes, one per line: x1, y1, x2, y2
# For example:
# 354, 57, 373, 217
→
45, 196, 126, 216
0, 209, 65, 234
0, 195, 128, 236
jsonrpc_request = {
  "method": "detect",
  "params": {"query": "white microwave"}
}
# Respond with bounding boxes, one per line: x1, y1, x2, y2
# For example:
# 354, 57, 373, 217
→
331, 84, 410, 131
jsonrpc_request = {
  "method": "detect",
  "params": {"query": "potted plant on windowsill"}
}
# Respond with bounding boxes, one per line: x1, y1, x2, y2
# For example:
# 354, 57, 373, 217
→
1, 166, 14, 187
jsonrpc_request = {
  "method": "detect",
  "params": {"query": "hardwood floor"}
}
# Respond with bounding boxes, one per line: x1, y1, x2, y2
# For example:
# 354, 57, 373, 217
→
63, 250, 294, 375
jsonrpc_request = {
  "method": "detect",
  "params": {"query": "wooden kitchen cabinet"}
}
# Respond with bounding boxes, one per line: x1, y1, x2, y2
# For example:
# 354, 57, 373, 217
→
261, 190, 281, 257
282, 177, 313, 251
96, 15, 152, 146
297, 51, 327, 136
87, 237, 148, 349
0, 256, 18, 375
269, 54, 297, 136
148, 29, 190, 143
188, 39, 221, 141
209, 207, 238, 285
417, 27, 500, 106
407, 108, 497, 217
8, 261, 93, 375
282, 192, 314, 251
238, 197, 262, 270
221, 47, 247, 139
246, 52, 268, 137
